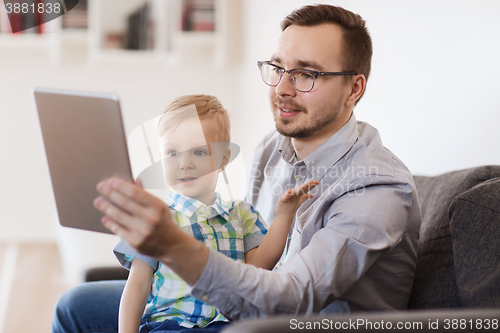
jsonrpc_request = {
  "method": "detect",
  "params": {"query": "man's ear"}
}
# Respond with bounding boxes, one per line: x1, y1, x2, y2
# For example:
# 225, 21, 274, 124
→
346, 74, 366, 107
219, 149, 231, 172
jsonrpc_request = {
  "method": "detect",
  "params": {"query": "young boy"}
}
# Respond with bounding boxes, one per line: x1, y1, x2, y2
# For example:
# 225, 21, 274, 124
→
113, 95, 318, 333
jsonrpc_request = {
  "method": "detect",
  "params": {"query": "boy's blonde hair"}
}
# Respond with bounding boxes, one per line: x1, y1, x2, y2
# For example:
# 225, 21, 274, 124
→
157, 95, 230, 143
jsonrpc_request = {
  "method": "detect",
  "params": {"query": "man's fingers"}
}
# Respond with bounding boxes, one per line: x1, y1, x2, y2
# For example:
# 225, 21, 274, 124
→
101, 216, 124, 235
95, 177, 174, 236
94, 196, 135, 227
98, 177, 163, 207
99, 182, 145, 217
101, 215, 145, 248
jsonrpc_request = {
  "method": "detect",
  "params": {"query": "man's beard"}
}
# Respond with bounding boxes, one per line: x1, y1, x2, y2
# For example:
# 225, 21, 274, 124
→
272, 98, 341, 139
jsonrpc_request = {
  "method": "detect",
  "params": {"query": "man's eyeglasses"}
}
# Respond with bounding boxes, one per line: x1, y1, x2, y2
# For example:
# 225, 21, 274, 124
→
257, 61, 357, 92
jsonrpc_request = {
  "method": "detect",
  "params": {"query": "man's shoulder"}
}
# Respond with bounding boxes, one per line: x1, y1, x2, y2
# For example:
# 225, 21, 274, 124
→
349, 120, 414, 186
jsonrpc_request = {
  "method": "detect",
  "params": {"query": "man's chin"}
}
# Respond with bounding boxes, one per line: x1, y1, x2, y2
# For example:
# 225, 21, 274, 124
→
275, 122, 311, 139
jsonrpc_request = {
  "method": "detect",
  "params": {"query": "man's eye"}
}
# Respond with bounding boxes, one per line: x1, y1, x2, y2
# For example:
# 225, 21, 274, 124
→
298, 71, 314, 80
194, 150, 207, 156
269, 65, 282, 74
167, 150, 178, 157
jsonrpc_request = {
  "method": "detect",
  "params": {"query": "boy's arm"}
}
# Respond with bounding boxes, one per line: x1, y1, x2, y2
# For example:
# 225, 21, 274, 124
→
245, 180, 318, 270
119, 258, 154, 333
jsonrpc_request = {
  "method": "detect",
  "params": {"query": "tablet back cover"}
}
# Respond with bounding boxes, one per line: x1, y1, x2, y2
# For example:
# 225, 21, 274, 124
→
33, 88, 133, 234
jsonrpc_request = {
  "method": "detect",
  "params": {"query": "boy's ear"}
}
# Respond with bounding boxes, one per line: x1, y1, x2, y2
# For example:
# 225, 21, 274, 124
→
219, 149, 231, 172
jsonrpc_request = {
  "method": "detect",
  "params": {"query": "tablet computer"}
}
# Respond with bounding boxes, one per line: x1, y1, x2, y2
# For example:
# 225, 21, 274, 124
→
33, 87, 133, 234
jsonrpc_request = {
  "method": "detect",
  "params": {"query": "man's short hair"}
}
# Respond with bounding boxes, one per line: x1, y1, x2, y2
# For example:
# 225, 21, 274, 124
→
281, 4, 372, 92
157, 94, 231, 143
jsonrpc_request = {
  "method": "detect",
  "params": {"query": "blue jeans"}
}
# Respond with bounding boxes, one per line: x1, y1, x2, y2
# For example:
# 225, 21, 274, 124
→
52, 281, 229, 333
140, 320, 229, 332
52, 280, 125, 333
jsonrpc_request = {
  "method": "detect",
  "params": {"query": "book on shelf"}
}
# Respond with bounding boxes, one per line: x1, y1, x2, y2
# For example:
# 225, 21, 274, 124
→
62, 0, 88, 29
181, 0, 215, 32
0, 2, 11, 33
0, 0, 47, 34
125, 2, 155, 50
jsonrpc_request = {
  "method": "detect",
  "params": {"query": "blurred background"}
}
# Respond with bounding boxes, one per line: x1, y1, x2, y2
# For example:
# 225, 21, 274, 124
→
1, 0, 499, 332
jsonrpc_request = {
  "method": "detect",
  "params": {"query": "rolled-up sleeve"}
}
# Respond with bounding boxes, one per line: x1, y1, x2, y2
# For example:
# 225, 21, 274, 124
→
113, 239, 158, 271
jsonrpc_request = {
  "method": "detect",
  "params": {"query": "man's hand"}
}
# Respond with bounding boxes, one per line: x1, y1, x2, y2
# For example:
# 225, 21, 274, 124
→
276, 180, 319, 221
93, 176, 209, 285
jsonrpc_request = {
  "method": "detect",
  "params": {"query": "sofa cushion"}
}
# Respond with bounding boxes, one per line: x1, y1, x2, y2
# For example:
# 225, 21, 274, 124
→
450, 177, 500, 307
409, 165, 500, 308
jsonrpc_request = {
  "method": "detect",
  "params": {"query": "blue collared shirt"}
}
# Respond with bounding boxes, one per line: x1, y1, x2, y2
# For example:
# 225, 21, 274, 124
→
191, 114, 422, 318
114, 191, 267, 327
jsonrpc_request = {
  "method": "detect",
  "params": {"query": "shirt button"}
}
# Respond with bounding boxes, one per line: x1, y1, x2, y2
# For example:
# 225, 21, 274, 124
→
201, 294, 210, 302
207, 235, 214, 240
295, 174, 301, 181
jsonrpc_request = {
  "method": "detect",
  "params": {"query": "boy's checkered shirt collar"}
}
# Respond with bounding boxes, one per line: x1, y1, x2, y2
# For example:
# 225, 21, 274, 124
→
166, 191, 230, 220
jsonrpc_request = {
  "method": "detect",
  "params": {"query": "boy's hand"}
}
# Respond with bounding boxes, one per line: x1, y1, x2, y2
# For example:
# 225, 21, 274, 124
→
276, 180, 319, 220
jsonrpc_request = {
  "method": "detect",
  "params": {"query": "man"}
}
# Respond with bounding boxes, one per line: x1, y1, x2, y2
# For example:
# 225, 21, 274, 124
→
53, 4, 421, 332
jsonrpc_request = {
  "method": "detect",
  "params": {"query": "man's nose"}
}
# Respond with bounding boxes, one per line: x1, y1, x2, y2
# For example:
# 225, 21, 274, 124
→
275, 72, 297, 97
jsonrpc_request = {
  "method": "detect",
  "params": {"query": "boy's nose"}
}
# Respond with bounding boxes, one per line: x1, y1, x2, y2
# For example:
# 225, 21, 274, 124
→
179, 153, 195, 169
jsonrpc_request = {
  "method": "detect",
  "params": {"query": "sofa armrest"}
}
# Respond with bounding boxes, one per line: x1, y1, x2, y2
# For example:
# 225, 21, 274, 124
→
84, 266, 129, 282
450, 177, 500, 307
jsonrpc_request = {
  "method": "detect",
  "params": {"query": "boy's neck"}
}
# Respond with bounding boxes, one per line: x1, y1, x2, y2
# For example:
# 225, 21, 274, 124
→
170, 190, 217, 206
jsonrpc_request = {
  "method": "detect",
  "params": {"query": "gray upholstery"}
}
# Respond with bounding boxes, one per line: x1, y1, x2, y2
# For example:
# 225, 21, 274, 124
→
221, 165, 500, 333
450, 177, 500, 307
409, 165, 500, 308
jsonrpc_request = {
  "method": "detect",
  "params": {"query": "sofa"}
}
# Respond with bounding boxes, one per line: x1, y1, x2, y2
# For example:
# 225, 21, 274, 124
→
410, 165, 500, 308
85, 166, 500, 330
221, 165, 500, 332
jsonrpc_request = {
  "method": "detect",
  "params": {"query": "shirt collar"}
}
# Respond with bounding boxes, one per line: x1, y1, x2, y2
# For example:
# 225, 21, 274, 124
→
278, 113, 359, 181
166, 191, 230, 220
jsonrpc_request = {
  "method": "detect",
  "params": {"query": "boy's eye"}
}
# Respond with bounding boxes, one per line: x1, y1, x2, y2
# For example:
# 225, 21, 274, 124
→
194, 149, 207, 156
167, 150, 179, 157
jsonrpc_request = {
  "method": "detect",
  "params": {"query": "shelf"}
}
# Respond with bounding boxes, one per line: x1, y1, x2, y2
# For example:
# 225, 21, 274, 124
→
0, 33, 53, 47
89, 49, 163, 65
0, 0, 241, 66
176, 31, 217, 43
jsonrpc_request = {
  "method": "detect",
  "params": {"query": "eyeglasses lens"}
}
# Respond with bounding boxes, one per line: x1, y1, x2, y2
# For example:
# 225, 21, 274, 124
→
260, 63, 314, 92
260, 63, 281, 86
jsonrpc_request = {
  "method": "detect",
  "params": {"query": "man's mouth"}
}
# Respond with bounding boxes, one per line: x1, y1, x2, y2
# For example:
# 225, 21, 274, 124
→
277, 105, 301, 117
279, 106, 297, 112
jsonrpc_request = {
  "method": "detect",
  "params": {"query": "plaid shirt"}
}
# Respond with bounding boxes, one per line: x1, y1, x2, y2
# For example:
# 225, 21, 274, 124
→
114, 192, 267, 328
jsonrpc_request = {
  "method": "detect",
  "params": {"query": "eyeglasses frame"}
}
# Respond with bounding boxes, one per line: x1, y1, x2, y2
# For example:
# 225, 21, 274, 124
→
257, 61, 358, 92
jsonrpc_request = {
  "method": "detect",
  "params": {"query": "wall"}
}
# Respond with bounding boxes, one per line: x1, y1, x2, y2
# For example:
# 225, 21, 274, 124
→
1, 62, 243, 229
237, 0, 500, 175
1, 0, 500, 245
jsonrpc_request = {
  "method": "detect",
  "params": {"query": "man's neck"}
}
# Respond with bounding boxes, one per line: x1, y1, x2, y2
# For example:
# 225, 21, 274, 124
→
292, 112, 352, 161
